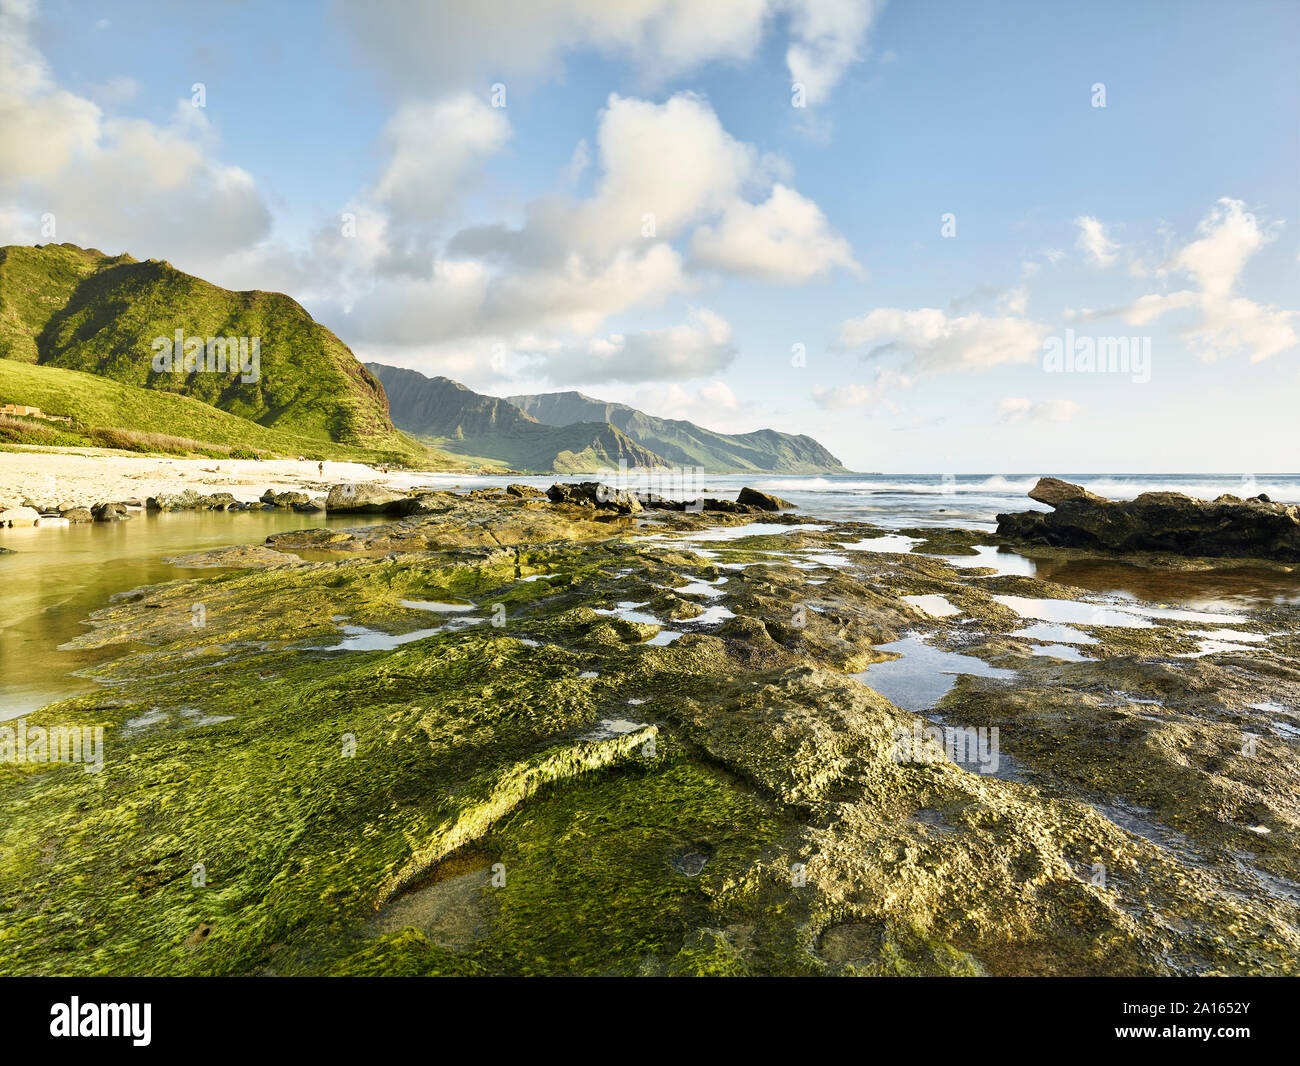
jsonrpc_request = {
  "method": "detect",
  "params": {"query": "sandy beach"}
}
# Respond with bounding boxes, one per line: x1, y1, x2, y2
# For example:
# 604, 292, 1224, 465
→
0, 446, 453, 513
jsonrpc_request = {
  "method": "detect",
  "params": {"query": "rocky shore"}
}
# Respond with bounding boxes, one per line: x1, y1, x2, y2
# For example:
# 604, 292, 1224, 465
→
2, 482, 1298, 976
998, 477, 1300, 561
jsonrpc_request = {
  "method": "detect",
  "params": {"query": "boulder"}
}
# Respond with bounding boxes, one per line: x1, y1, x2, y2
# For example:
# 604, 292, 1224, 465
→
546, 482, 643, 514
92, 502, 130, 522
506, 483, 547, 499
389, 492, 449, 517
147, 490, 209, 511
997, 481, 1300, 561
1027, 477, 1105, 507
325, 482, 406, 514
737, 487, 796, 512
1024, 478, 1107, 506
60, 507, 94, 523
0, 505, 41, 527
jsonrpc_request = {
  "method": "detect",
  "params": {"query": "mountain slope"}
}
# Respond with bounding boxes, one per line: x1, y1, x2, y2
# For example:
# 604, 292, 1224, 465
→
0, 359, 457, 463
0, 243, 402, 450
508, 390, 847, 473
366, 363, 671, 473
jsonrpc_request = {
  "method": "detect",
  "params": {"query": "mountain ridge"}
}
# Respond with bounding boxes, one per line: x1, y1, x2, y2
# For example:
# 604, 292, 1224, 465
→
508, 389, 847, 474
365, 362, 670, 473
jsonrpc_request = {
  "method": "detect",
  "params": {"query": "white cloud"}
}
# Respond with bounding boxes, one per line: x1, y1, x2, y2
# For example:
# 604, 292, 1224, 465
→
785, 0, 882, 105
629, 379, 752, 429
341, 0, 880, 105
1074, 215, 1120, 267
839, 307, 1051, 373
690, 182, 860, 282
515, 307, 737, 385
1110, 198, 1298, 362
996, 397, 1081, 424
0, 1, 270, 258
337, 92, 853, 358
374, 93, 511, 226
811, 366, 911, 410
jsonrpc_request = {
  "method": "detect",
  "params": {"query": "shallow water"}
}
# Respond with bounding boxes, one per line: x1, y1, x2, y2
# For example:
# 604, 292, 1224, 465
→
993, 595, 1158, 629
902, 594, 961, 618
0, 509, 392, 719
650, 522, 832, 543
1012, 622, 1099, 645
1030, 557, 1300, 611
852, 635, 1017, 711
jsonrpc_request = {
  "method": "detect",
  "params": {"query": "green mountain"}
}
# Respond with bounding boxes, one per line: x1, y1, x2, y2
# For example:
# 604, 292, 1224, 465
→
366, 363, 671, 473
0, 358, 458, 465
0, 243, 405, 451
507, 390, 847, 473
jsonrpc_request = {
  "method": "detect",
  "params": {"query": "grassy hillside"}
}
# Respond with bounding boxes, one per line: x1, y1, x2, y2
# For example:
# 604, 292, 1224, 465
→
508, 391, 848, 474
0, 243, 401, 450
0, 359, 452, 465
368, 362, 671, 473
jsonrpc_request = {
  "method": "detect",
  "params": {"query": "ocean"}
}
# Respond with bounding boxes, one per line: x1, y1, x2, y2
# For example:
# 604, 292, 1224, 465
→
389, 472, 1300, 530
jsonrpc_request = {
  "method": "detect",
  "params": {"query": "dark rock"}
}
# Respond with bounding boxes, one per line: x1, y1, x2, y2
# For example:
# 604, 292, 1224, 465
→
702, 499, 762, 514
92, 502, 130, 522
997, 481, 1300, 561
506, 483, 546, 499
60, 507, 94, 523
737, 487, 796, 512
642, 494, 688, 511
547, 482, 643, 514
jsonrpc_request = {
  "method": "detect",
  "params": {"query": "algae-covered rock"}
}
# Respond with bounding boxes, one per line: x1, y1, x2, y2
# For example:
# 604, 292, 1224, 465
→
326, 482, 406, 513
3, 490, 1298, 978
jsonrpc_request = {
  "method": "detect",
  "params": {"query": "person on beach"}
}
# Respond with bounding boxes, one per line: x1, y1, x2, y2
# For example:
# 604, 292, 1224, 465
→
318, 462, 323, 477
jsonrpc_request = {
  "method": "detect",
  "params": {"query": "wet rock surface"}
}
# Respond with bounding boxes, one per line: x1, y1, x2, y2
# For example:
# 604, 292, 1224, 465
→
2, 488, 1298, 976
999, 478, 1300, 561
737, 486, 797, 511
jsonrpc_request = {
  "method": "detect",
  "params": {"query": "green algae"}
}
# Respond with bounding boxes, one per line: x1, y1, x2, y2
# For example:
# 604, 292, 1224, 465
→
3, 497, 1299, 976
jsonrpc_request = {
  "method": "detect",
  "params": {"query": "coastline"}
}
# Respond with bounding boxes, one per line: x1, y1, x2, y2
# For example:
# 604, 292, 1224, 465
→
1, 478, 1298, 975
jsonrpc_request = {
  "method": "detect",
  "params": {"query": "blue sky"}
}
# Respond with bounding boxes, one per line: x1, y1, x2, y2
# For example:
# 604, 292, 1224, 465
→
4, 0, 1297, 472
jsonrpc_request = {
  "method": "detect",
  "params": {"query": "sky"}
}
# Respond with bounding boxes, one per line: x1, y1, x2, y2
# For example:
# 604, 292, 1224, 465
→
1, 0, 1297, 473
